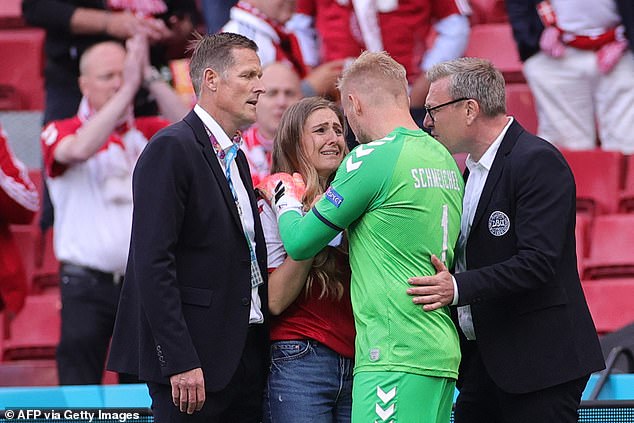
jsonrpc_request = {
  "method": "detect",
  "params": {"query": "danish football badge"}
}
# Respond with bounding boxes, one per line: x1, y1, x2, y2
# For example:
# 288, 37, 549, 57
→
488, 211, 510, 236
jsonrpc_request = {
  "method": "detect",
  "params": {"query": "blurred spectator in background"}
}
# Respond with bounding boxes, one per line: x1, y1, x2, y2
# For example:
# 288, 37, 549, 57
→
243, 62, 302, 186
0, 124, 39, 320
256, 97, 354, 422
201, 0, 237, 33
40, 36, 187, 385
223, 0, 345, 98
22, 0, 197, 230
291, 0, 471, 123
506, 0, 634, 153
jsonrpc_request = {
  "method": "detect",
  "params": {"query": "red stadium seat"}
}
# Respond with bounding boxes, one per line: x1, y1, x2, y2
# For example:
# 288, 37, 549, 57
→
619, 154, 634, 213
469, 0, 508, 25
2, 293, 61, 361
464, 23, 524, 83
0, 360, 58, 386
0, 0, 24, 29
582, 279, 634, 335
561, 150, 624, 217
0, 29, 45, 110
505, 83, 537, 134
9, 225, 36, 293
23, 170, 60, 292
583, 214, 634, 280
0, 84, 21, 110
32, 229, 60, 292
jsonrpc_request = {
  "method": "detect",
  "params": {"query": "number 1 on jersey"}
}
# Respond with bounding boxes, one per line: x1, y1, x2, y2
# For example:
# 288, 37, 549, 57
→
440, 204, 448, 264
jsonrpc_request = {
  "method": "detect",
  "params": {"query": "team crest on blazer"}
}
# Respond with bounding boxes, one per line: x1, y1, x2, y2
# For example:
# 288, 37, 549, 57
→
488, 211, 510, 236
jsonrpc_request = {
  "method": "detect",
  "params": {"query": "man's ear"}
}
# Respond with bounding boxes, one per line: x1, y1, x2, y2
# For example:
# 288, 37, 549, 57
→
349, 93, 362, 116
465, 98, 479, 125
204, 68, 219, 92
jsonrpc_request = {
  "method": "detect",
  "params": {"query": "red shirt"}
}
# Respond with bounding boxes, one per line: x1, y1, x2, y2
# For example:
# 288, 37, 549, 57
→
270, 280, 356, 358
261, 196, 355, 358
297, 0, 463, 82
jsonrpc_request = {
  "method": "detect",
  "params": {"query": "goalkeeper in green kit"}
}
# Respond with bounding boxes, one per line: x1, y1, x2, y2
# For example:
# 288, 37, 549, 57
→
263, 51, 464, 423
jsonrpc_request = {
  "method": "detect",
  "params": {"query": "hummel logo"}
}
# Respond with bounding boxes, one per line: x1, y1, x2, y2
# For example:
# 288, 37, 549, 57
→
355, 145, 374, 157
375, 403, 395, 421
377, 386, 396, 403
346, 156, 362, 172
375, 385, 397, 422
368, 140, 387, 147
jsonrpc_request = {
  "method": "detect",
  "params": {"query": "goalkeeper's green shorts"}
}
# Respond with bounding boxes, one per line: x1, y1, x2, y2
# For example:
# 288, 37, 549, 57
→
352, 371, 455, 423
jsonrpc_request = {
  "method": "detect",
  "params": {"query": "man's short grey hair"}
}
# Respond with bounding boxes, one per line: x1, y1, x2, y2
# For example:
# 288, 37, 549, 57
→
427, 57, 506, 117
337, 51, 408, 103
188, 32, 259, 97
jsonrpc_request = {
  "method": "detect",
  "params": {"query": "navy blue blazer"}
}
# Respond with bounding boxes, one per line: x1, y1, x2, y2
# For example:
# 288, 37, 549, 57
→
454, 120, 604, 394
107, 110, 269, 392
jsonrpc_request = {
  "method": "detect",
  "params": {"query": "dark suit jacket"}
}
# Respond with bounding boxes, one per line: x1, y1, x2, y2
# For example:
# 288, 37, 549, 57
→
107, 110, 269, 392
505, 0, 634, 61
454, 120, 604, 394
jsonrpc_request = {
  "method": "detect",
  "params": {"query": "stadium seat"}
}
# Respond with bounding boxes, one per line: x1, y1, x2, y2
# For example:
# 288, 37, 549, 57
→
33, 228, 60, 292
561, 150, 624, 217
583, 214, 634, 280
0, 28, 45, 110
0, 84, 21, 110
9, 225, 36, 293
0, 360, 58, 386
619, 154, 634, 213
0, 0, 24, 29
469, 0, 508, 25
464, 23, 524, 83
582, 279, 634, 335
505, 83, 537, 134
22, 169, 60, 292
2, 293, 61, 361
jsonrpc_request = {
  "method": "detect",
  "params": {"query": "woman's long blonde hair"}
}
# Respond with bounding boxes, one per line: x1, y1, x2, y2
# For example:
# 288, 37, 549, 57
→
272, 97, 350, 299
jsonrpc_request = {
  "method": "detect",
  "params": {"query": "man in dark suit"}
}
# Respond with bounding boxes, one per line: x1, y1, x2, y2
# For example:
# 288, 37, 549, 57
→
406, 57, 605, 423
107, 33, 269, 422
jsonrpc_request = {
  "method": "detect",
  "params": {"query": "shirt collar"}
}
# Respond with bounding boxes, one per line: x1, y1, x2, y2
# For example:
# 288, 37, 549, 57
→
194, 104, 233, 151
466, 117, 514, 172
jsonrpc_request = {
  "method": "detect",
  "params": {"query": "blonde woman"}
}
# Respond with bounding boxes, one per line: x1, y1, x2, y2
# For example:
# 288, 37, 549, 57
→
257, 97, 355, 423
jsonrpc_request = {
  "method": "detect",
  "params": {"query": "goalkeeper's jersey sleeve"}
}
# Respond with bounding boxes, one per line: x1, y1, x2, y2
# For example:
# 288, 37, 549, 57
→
278, 127, 464, 379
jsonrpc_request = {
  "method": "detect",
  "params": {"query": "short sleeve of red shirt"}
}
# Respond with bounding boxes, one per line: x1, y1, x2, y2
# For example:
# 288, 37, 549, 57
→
41, 117, 82, 178
135, 116, 171, 141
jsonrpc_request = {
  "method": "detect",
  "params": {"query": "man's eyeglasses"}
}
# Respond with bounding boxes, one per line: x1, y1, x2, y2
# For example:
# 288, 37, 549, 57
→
424, 98, 469, 123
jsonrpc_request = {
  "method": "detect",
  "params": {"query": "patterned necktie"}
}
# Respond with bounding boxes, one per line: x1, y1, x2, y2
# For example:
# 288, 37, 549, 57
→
209, 133, 241, 201
209, 131, 264, 290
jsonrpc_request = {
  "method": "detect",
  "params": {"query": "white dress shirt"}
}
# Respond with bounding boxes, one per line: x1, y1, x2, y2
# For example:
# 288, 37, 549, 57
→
454, 117, 513, 340
194, 104, 264, 324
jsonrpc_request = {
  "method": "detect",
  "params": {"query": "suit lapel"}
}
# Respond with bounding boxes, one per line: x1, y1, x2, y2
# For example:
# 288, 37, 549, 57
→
470, 120, 523, 232
183, 111, 243, 229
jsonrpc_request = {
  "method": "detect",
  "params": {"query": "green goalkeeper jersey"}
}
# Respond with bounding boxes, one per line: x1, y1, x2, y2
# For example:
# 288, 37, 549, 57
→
278, 127, 464, 379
